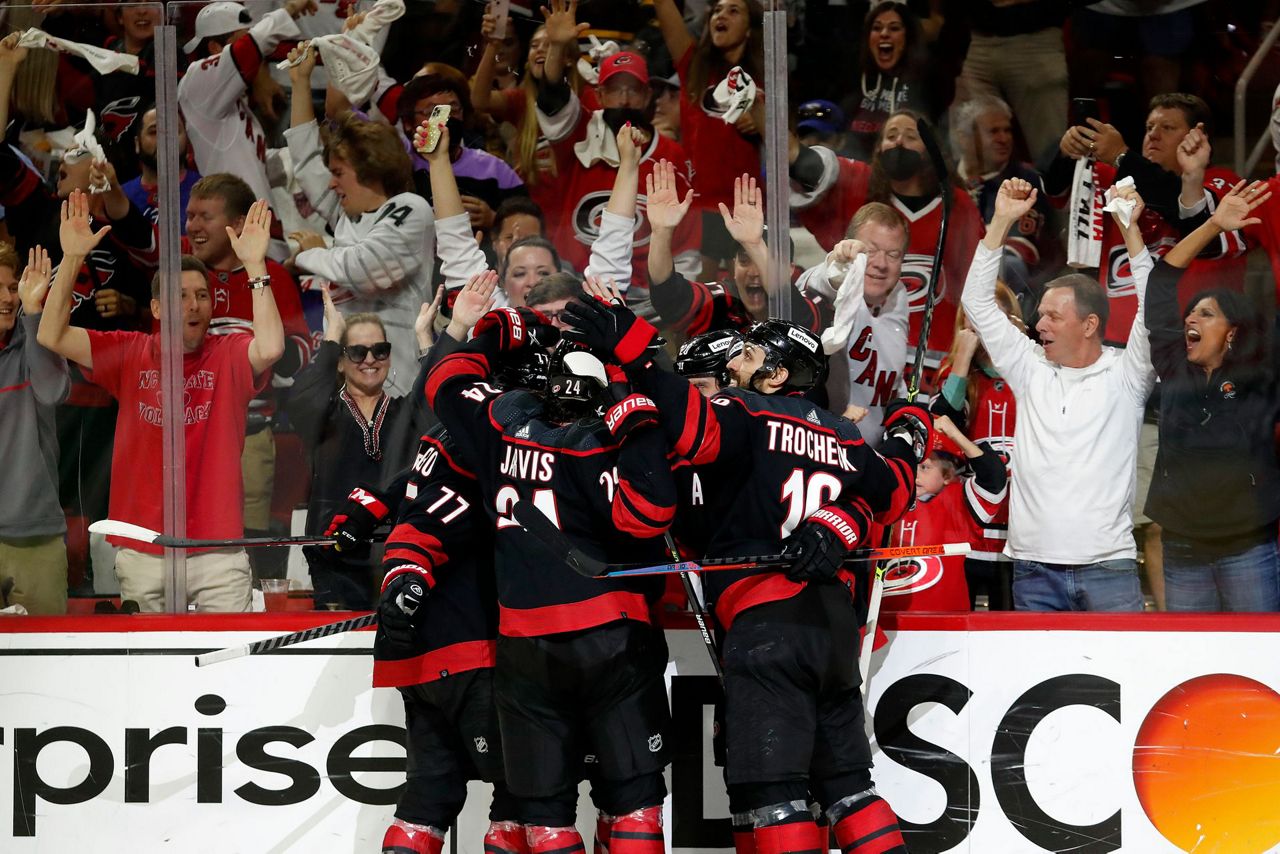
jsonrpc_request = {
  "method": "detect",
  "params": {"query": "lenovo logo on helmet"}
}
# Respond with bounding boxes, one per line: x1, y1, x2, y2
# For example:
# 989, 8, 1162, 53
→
786, 326, 819, 353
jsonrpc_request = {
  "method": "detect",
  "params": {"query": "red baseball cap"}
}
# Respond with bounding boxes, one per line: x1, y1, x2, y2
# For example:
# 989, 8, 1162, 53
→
598, 52, 650, 87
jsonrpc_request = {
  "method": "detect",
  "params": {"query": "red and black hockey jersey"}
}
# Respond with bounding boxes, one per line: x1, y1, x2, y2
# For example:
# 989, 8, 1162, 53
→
373, 425, 499, 689
426, 345, 675, 638
637, 367, 916, 629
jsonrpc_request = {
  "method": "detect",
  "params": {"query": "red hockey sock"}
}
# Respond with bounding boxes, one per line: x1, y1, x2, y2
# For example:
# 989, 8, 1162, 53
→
753, 819, 826, 854
831, 797, 906, 854
607, 805, 663, 854
527, 825, 586, 854
485, 821, 529, 854
733, 825, 757, 854
594, 812, 613, 854
383, 818, 446, 854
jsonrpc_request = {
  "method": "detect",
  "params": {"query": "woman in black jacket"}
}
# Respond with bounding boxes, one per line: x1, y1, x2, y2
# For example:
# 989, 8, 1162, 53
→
1144, 180, 1280, 611
286, 290, 436, 609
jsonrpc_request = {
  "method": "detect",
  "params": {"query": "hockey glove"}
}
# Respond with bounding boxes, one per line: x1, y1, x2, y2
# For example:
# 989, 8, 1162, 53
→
882, 399, 934, 465
377, 567, 431, 647
782, 501, 872, 583
561, 295, 660, 370
472, 307, 560, 353
326, 485, 391, 556
604, 393, 660, 443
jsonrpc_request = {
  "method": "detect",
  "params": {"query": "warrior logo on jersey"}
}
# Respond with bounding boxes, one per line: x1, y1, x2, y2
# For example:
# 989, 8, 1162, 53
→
881, 556, 945, 597
898, 252, 941, 317
572, 191, 652, 250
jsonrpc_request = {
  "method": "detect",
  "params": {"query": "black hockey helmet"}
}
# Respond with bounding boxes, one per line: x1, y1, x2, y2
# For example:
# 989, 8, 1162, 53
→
545, 339, 610, 421
740, 319, 826, 393
494, 348, 551, 394
675, 329, 739, 388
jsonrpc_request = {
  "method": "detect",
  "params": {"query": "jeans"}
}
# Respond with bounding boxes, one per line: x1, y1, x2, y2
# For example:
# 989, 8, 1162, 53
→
1012, 559, 1143, 612
1162, 537, 1280, 612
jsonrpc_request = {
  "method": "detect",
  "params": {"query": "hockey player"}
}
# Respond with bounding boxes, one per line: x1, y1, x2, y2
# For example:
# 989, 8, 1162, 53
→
674, 329, 738, 398
426, 307, 676, 854
796, 201, 911, 445
564, 286, 928, 854
884, 414, 1007, 612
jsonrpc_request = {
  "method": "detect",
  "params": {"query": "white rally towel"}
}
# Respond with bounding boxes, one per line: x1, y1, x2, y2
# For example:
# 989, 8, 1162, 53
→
18, 28, 139, 75
1102, 175, 1138, 229
576, 35, 620, 86
573, 110, 620, 168
277, 0, 404, 104
1066, 155, 1104, 268
65, 111, 111, 194
819, 253, 869, 355
702, 66, 757, 125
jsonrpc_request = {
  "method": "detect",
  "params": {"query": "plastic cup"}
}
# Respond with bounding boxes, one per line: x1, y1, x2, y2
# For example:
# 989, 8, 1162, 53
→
261, 579, 290, 612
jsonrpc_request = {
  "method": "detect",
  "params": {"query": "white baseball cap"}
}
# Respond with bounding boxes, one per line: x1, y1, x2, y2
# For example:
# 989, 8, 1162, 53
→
183, 2, 253, 54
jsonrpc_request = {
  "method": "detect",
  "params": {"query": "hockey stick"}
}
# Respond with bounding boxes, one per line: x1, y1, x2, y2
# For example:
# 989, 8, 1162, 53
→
605, 542, 970, 578
88, 519, 340, 549
194, 612, 377, 667
665, 532, 724, 682
516, 497, 968, 575
860, 117, 954, 696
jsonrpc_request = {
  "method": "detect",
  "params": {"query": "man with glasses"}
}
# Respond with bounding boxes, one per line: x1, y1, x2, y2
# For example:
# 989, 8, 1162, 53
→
795, 202, 911, 443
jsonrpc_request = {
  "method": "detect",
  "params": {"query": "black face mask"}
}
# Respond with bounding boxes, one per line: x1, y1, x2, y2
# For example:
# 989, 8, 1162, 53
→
881, 145, 924, 181
602, 107, 649, 136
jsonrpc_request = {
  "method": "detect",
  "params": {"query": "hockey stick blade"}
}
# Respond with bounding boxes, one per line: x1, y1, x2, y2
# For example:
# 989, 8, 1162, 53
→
194, 613, 377, 667
605, 542, 971, 578
89, 520, 338, 549
511, 499, 610, 577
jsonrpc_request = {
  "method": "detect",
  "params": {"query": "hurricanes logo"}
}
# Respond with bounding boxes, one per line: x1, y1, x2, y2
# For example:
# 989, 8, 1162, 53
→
473, 737, 489, 754
898, 253, 942, 316
881, 557, 946, 597
572, 191, 652, 250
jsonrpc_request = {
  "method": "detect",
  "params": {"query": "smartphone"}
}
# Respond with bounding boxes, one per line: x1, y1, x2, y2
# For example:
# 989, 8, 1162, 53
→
489, 0, 510, 41
1072, 97, 1100, 127
416, 104, 451, 154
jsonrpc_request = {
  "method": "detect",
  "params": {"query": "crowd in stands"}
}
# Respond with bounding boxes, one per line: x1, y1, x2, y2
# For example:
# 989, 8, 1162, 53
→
2, 0, 1280, 617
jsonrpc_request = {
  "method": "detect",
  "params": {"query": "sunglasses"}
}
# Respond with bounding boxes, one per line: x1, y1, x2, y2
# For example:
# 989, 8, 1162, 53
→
343, 342, 392, 362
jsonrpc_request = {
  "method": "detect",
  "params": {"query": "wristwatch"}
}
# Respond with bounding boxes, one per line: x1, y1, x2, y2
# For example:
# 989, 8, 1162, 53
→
248, 275, 272, 290
1113, 150, 1127, 170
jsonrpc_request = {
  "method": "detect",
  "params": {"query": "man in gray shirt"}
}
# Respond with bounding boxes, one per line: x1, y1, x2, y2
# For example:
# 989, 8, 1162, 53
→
0, 243, 69, 614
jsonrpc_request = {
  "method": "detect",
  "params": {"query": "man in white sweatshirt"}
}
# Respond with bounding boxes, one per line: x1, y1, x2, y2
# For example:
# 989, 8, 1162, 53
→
795, 202, 910, 445
962, 177, 1155, 611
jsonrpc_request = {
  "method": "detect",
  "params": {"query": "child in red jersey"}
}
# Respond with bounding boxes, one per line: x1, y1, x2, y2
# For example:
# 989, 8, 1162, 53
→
885, 415, 1007, 612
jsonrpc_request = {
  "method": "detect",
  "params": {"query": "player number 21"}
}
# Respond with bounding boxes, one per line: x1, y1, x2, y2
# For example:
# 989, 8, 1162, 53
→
779, 469, 843, 538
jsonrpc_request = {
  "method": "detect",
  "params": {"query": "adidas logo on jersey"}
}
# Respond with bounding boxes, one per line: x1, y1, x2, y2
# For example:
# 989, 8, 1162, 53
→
514, 424, 531, 439
806, 409, 821, 425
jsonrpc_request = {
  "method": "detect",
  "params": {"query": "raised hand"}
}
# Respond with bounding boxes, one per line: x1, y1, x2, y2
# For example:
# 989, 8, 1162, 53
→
992, 177, 1037, 222
0, 32, 28, 71
322, 287, 345, 343
286, 42, 317, 86
17, 245, 51, 313
1210, 180, 1272, 232
539, 0, 588, 46
1109, 183, 1145, 230
830, 239, 867, 267
59, 190, 112, 256
416, 285, 445, 350
413, 120, 450, 163
645, 159, 694, 231
453, 271, 499, 330
718, 173, 763, 247
229, 199, 273, 268
1176, 124, 1211, 177
285, 0, 318, 19
616, 122, 643, 170
1084, 118, 1126, 167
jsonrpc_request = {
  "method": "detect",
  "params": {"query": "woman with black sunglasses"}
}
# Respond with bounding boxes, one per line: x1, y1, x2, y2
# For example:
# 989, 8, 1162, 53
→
285, 290, 435, 609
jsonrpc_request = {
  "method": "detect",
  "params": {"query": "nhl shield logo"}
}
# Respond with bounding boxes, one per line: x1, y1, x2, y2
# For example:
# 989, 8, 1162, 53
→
474, 737, 489, 754
647, 734, 663, 752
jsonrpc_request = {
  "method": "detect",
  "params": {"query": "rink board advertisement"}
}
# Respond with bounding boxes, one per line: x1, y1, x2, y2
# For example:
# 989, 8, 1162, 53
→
3, 614, 1280, 853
